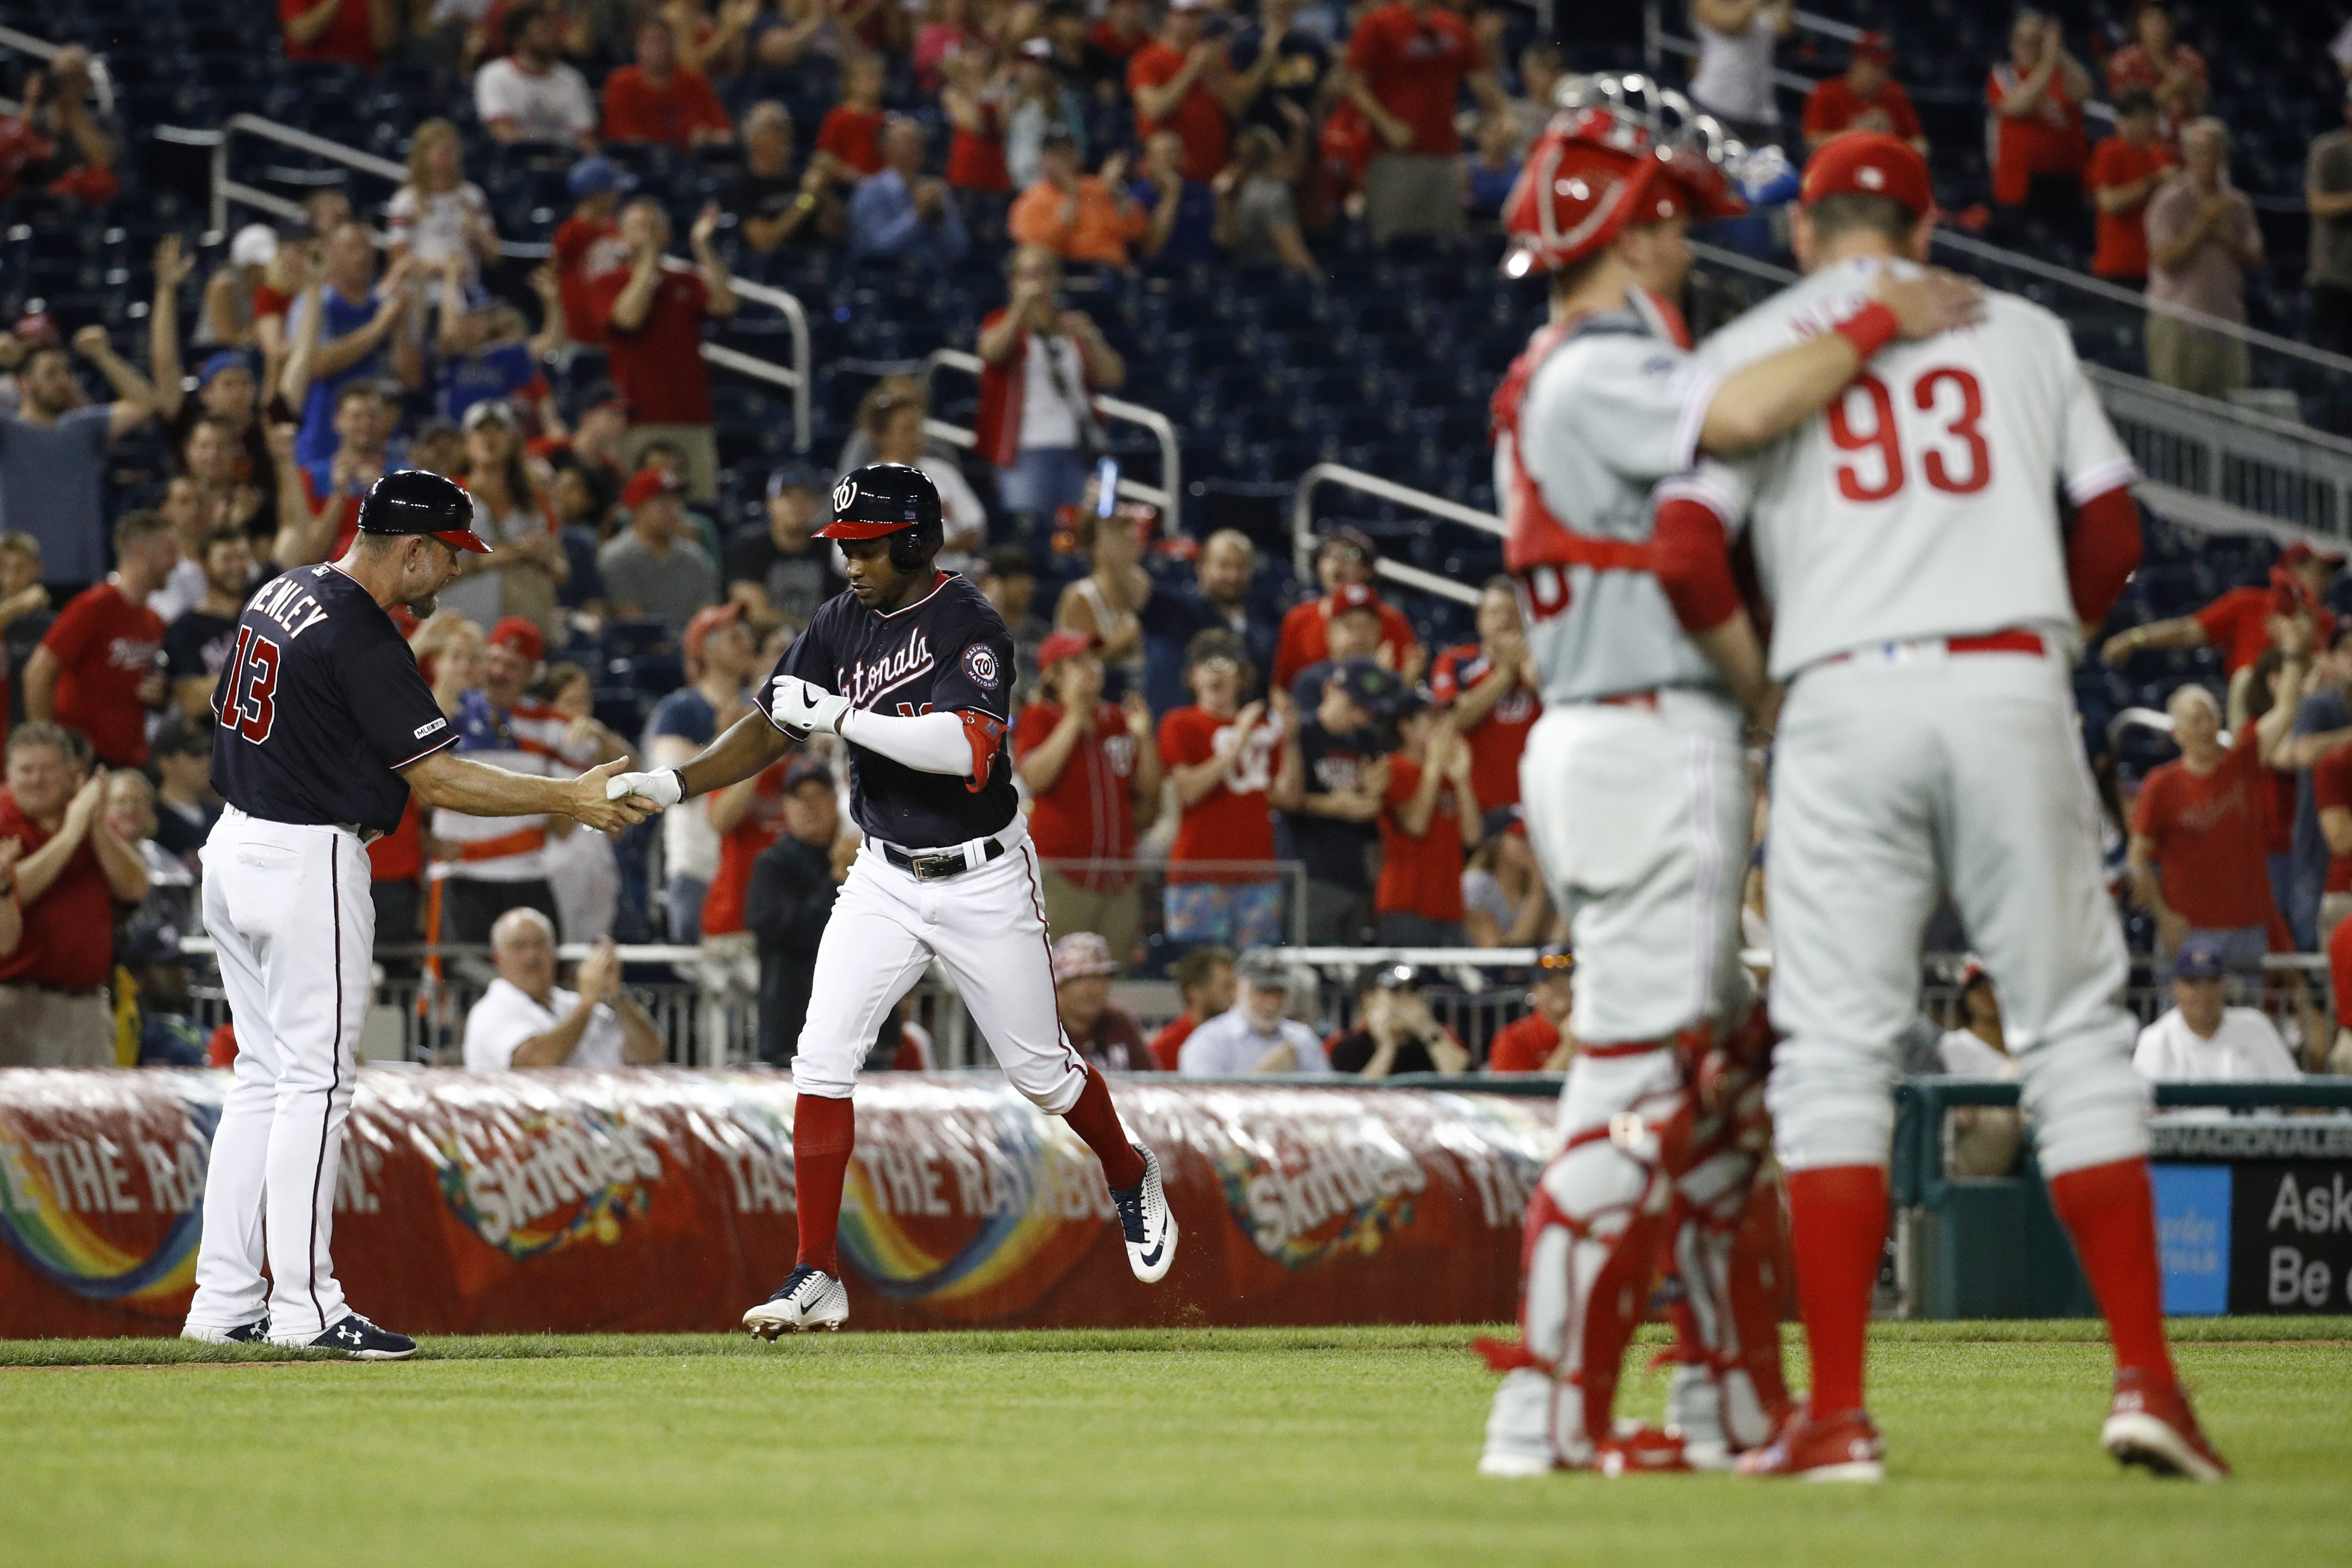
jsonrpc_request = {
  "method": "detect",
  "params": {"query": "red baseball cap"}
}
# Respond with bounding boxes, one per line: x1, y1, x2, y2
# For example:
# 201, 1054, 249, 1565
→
1330, 582, 1382, 616
1851, 29, 1894, 64
2279, 541, 2346, 570
11, 312, 59, 345
683, 601, 745, 660
623, 466, 686, 510
1037, 628, 1098, 674
486, 616, 545, 663
1800, 132, 1934, 221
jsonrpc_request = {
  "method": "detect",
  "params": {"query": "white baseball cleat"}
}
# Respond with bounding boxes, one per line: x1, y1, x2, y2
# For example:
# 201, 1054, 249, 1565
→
1111, 1144, 1178, 1284
743, 1266, 850, 1337
180, 1317, 269, 1345
1479, 1368, 1558, 1477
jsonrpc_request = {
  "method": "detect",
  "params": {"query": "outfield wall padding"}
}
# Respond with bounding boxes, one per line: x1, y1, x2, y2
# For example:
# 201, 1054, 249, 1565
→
0, 1069, 1553, 1337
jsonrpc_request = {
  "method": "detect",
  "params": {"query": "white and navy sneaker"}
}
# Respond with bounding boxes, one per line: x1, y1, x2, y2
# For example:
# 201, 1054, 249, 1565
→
1111, 1144, 1177, 1284
743, 1265, 850, 1337
180, 1317, 269, 1345
287, 1314, 417, 1361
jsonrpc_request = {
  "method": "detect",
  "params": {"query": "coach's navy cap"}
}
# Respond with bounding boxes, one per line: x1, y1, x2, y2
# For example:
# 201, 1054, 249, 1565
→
2170, 942, 2230, 982
356, 469, 491, 553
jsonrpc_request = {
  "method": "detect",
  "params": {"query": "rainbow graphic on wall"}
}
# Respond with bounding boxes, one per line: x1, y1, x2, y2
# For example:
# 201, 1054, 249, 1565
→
0, 1102, 214, 1308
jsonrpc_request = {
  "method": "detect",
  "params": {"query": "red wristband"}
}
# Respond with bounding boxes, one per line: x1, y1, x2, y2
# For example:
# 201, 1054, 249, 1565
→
1834, 300, 1900, 362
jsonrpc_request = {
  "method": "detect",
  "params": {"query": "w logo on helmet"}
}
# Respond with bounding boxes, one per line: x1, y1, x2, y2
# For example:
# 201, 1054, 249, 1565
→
833, 478, 859, 515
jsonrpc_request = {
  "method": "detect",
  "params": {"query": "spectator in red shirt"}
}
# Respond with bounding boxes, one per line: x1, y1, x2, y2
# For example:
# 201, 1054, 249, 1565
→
24, 510, 176, 768
2102, 543, 2342, 679
1148, 943, 1235, 1070
591, 196, 737, 502
1428, 575, 1538, 811
1017, 629, 1162, 968
0, 722, 147, 1065
1376, 691, 1479, 945
2105, 1, 2207, 139
1128, 0, 1244, 185
816, 55, 890, 184
2088, 90, 2175, 286
1486, 944, 1576, 1072
702, 754, 792, 1005
941, 44, 1015, 196
1271, 527, 1423, 693
2328, 901, 2352, 1072
1800, 31, 1926, 156
1052, 930, 1155, 1070
2129, 673, 2302, 979
1157, 628, 1290, 949
1986, 10, 2091, 217
553, 156, 630, 347
1345, 0, 1507, 244
280, 0, 395, 71
2309, 738, 2352, 945
603, 16, 735, 148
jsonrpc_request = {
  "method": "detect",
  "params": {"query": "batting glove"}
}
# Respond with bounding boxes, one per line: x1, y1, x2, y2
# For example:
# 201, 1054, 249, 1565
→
603, 768, 685, 808
772, 674, 852, 736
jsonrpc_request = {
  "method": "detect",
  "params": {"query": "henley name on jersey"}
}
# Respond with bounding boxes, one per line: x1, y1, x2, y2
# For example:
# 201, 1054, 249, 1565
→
769, 571, 1018, 850
209, 564, 460, 835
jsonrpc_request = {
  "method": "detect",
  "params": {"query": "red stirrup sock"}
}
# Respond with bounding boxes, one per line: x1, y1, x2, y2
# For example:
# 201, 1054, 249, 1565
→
2047, 1157, 2176, 1384
1786, 1165, 1888, 1415
1062, 1068, 1146, 1189
792, 1093, 856, 1278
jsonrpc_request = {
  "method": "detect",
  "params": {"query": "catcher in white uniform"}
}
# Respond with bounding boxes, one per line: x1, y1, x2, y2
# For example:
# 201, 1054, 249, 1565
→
1662, 133, 2227, 1481
1474, 81, 1982, 1478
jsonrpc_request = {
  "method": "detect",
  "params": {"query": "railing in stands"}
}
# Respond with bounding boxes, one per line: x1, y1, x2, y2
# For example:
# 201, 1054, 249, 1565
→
1687, 239, 2352, 545
919, 347, 1182, 515
0, 23, 109, 117
1290, 464, 1495, 607
190, 113, 812, 452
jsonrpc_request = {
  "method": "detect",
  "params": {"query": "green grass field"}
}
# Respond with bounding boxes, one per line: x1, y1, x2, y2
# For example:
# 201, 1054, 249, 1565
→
3, 1320, 2345, 1568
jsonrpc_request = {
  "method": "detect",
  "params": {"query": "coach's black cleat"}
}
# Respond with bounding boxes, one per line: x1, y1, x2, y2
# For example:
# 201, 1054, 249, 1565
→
290, 1314, 417, 1361
180, 1317, 270, 1345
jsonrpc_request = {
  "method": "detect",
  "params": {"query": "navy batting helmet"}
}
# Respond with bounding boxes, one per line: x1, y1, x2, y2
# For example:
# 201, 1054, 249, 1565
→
818, 462, 943, 573
355, 469, 490, 553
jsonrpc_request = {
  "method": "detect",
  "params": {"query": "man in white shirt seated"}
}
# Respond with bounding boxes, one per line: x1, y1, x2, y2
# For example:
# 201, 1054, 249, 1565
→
2132, 940, 2301, 1084
1177, 950, 1331, 1077
462, 908, 667, 1069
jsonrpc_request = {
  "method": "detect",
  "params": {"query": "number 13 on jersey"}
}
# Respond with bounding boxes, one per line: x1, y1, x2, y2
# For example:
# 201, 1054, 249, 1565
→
1827, 366, 1991, 502
216, 625, 282, 743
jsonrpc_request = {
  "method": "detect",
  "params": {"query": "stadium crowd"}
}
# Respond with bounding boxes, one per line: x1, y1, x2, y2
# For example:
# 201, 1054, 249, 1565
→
0, 0, 2347, 1087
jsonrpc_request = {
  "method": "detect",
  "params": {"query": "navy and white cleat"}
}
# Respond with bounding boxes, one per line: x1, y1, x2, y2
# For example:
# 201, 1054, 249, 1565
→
1112, 1144, 1178, 1284
743, 1265, 850, 1337
180, 1317, 270, 1345
286, 1314, 417, 1361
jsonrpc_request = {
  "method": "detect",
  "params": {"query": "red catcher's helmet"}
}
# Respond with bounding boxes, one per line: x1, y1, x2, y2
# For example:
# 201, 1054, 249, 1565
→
1503, 73, 1751, 277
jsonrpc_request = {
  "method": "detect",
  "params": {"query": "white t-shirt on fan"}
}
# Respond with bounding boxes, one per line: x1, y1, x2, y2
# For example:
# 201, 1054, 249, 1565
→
463, 977, 628, 1069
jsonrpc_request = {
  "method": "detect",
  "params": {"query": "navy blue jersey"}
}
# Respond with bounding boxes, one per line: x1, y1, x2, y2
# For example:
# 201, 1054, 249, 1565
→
209, 565, 458, 834
767, 572, 1017, 848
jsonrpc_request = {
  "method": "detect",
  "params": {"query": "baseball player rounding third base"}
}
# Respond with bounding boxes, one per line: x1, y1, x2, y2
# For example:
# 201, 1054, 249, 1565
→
1475, 79, 1982, 1477
602, 463, 1177, 1334
1662, 133, 2227, 1480
182, 472, 657, 1359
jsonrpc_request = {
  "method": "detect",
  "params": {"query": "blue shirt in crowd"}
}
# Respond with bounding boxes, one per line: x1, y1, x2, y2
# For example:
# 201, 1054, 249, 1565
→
847, 170, 972, 268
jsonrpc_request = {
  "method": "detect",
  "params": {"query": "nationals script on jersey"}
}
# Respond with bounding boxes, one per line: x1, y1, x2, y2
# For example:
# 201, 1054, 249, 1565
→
1674, 255, 2138, 679
767, 570, 1017, 848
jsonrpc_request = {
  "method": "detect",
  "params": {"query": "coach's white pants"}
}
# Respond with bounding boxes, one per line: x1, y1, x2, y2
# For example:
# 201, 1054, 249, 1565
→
791, 818, 1090, 1113
1519, 693, 1751, 1045
186, 808, 374, 1342
1766, 650, 2147, 1178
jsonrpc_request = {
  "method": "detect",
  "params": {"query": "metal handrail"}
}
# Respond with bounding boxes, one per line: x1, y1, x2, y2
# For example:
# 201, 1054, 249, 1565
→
1291, 462, 1497, 605
209, 112, 408, 235
717, 276, 812, 453
920, 347, 1182, 514
0, 23, 111, 116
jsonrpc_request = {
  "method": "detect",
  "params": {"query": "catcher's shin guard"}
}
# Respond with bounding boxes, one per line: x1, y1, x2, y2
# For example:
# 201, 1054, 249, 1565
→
1492, 1043, 1691, 1468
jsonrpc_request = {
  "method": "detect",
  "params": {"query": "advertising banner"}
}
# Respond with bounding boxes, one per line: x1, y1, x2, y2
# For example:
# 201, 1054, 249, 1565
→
0, 1069, 1555, 1338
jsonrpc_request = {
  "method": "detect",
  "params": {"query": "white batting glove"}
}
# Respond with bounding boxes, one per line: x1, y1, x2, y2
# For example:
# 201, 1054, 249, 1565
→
772, 674, 852, 736
603, 768, 685, 808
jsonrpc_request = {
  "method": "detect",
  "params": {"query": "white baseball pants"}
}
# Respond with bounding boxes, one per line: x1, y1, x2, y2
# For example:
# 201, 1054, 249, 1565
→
790, 817, 1090, 1114
1765, 648, 2148, 1179
1518, 693, 1751, 1046
186, 807, 374, 1343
